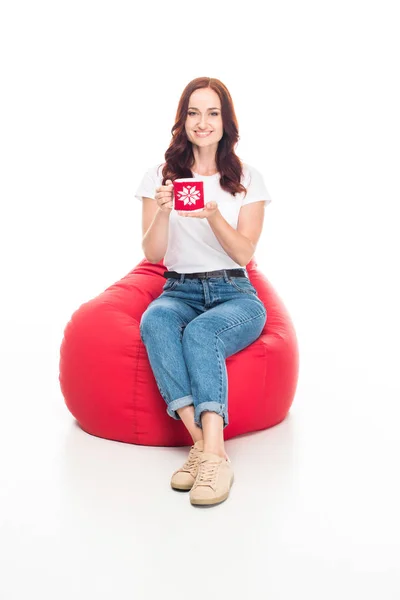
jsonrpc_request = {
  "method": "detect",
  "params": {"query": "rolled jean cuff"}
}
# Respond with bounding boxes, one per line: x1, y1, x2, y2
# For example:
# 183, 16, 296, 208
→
194, 402, 229, 430
166, 394, 194, 420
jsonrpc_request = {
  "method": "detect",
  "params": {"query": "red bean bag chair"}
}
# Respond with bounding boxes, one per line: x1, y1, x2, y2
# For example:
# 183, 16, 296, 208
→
59, 257, 299, 446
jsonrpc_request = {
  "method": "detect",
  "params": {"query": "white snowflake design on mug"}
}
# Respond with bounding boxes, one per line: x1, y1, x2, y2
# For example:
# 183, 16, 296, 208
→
177, 185, 201, 206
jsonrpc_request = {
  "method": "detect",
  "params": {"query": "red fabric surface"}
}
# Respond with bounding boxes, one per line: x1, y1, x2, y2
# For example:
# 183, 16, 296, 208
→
59, 257, 299, 446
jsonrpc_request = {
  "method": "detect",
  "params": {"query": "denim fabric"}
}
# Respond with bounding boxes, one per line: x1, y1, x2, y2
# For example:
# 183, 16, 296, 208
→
139, 268, 267, 429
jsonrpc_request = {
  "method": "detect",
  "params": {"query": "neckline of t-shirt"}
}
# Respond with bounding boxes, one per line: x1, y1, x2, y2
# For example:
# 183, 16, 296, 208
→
192, 171, 220, 179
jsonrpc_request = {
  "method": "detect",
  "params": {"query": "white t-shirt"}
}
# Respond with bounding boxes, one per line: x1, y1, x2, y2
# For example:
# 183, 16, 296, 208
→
134, 162, 272, 273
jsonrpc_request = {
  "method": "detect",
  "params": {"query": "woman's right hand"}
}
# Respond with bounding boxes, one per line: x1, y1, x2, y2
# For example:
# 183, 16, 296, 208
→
155, 179, 174, 213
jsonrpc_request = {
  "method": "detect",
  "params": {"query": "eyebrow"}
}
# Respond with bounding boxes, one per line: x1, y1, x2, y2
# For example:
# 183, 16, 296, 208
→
188, 107, 221, 111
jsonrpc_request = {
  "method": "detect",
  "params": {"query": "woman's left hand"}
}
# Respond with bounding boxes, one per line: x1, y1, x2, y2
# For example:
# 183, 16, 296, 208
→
177, 202, 219, 219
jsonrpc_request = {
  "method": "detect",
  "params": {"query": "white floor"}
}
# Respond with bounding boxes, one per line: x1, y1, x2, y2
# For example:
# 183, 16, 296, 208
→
1, 319, 399, 600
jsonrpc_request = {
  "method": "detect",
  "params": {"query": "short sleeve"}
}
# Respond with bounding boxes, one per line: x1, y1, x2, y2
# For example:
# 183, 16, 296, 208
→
241, 164, 272, 207
134, 164, 162, 201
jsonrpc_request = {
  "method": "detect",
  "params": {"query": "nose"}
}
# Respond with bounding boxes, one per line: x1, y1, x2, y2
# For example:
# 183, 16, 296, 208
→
197, 115, 209, 129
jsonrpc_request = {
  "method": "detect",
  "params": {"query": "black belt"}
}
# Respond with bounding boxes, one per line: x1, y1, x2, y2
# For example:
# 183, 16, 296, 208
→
163, 268, 247, 280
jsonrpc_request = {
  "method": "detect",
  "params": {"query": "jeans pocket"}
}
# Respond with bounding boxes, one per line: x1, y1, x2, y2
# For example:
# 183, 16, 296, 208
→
163, 277, 180, 292
227, 277, 257, 295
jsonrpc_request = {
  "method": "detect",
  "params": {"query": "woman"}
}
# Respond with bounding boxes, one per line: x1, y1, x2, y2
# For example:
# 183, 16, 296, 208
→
134, 76, 272, 507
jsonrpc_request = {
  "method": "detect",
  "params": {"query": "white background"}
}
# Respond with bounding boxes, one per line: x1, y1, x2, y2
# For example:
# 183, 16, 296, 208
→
1, 0, 399, 598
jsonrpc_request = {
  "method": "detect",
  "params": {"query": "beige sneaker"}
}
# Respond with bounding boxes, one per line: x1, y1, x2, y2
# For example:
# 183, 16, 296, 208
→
190, 452, 234, 506
170, 439, 204, 491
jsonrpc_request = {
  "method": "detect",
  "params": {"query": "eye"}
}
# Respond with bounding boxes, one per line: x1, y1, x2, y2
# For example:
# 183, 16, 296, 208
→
187, 111, 220, 117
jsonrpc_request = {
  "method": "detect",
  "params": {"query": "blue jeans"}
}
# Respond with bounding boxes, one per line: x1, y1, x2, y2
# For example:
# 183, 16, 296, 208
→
139, 269, 267, 429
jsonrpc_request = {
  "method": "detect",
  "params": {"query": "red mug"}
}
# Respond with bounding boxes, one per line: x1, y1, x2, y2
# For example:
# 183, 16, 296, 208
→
172, 179, 205, 212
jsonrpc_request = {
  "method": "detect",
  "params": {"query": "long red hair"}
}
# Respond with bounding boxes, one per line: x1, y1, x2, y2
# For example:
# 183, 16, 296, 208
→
160, 77, 247, 198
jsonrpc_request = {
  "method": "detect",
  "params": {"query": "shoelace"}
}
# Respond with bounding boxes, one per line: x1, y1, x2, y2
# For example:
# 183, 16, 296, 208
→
182, 446, 203, 476
193, 459, 219, 490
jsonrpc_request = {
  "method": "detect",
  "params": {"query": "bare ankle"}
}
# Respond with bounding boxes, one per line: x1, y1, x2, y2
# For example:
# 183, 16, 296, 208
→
192, 436, 203, 444
203, 445, 226, 459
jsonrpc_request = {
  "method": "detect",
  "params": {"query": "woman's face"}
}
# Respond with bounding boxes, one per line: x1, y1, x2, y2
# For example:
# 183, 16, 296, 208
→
185, 88, 224, 148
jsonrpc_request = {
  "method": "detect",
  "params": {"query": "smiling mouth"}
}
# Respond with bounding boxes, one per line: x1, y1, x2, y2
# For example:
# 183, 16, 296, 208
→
195, 131, 213, 137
